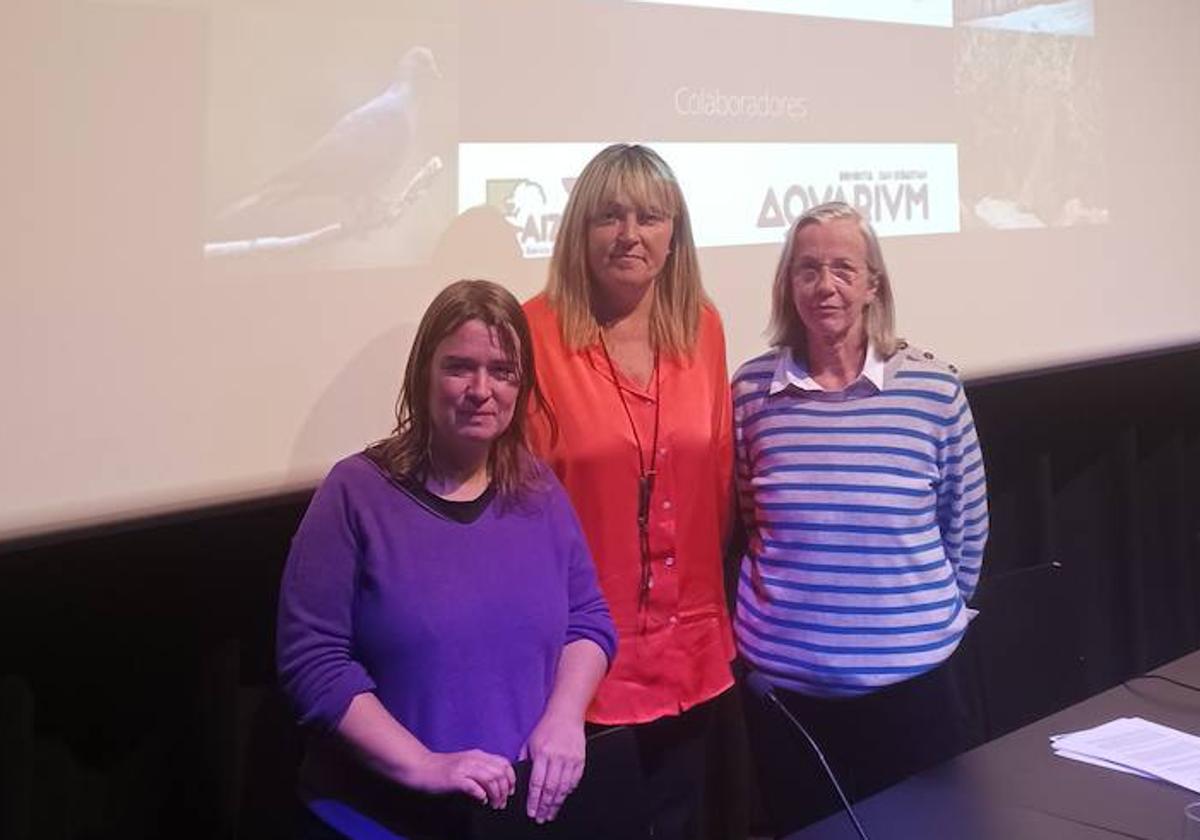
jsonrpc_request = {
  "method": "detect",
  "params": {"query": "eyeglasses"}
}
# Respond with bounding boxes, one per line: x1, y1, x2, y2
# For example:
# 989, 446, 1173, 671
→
791, 260, 868, 286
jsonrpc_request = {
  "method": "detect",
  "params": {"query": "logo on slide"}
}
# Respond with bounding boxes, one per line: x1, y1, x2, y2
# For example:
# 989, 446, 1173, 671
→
757, 172, 932, 229
460, 142, 960, 253
485, 178, 578, 258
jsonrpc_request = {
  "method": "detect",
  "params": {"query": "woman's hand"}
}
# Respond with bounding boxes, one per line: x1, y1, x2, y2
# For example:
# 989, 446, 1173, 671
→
520, 638, 609, 823
334, 694, 515, 809
405, 747, 517, 810
523, 710, 586, 823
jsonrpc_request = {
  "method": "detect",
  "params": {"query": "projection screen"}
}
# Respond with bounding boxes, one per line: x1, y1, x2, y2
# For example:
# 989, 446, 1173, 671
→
2, 0, 1198, 541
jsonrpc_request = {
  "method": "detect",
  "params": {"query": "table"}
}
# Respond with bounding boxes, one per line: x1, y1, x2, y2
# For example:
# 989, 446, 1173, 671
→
789, 651, 1200, 839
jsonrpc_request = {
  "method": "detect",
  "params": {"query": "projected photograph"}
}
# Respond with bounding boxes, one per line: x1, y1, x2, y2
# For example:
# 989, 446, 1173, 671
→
955, 27, 1107, 229
203, 5, 458, 270
955, 0, 1095, 37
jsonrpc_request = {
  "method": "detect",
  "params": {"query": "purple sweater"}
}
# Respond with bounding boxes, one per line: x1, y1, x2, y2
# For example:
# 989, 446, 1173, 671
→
277, 453, 616, 836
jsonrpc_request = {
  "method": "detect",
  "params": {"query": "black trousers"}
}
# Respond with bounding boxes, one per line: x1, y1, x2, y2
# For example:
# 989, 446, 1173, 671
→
588, 694, 720, 840
291, 696, 723, 840
741, 651, 979, 838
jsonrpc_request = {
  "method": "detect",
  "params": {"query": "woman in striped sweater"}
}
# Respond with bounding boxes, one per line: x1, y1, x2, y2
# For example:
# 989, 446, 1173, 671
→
733, 201, 989, 835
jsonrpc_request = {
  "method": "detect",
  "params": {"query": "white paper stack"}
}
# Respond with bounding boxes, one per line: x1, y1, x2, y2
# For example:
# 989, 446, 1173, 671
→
1050, 717, 1200, 793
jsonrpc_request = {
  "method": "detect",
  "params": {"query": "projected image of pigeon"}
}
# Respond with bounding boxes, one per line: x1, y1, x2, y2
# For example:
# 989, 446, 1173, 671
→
206, 45, 445, 260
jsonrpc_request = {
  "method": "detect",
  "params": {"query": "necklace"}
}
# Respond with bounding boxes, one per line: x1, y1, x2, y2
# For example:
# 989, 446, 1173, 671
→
598, 332, 661, 609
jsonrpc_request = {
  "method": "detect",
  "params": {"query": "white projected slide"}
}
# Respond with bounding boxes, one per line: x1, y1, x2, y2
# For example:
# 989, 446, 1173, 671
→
3, 0, 1197, 542
630, 0, 954, 28
632, 0, 1094, 34
459, 142, 960, 258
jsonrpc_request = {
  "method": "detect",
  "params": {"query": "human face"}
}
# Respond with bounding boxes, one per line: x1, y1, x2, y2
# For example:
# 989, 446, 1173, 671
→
586, 194, 674, 311
427, 319, 520, 460
789, 218, 878, 346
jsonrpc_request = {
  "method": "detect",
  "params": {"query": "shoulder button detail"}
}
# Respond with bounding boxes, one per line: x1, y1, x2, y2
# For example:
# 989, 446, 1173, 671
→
897, 339, 909, 350
923, 351, 934, 360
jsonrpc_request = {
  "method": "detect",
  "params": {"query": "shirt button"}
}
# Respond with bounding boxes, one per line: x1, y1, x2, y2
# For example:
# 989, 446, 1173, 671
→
668, 615, 679, 626
658, 447, 668, 457
662, 500, 672, 510
665, 555, 676, 568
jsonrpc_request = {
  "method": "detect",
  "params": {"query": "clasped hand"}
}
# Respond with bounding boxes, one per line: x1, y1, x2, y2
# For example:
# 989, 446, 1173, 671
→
404, 714, 585, 822
407, 748, 516, 810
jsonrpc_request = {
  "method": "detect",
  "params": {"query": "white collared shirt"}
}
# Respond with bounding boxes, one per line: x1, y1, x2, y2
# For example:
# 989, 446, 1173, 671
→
767, 342, 886, 401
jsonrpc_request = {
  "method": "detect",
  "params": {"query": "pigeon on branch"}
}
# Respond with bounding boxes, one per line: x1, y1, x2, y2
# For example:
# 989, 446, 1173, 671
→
219, 45, 441, 226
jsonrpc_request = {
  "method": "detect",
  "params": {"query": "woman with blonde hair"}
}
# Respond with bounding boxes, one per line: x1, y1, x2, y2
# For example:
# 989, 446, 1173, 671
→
524, 144, 735, 839
733, 202, 988, 834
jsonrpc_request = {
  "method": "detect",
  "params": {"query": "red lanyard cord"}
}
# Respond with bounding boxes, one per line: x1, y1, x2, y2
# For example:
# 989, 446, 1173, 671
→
598, 333, 661, 611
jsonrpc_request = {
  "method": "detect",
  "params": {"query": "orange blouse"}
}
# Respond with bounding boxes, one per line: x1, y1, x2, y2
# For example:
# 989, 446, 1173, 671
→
524, 294, 735, 725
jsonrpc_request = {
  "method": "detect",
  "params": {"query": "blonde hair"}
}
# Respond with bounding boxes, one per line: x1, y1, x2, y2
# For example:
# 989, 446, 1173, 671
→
767, 201, 898, 358
546, 143, 704, 356
366, 279, 549, 501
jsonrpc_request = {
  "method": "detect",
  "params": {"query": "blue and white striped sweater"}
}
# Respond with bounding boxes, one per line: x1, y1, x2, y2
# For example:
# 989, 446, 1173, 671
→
733, 347, 989, 698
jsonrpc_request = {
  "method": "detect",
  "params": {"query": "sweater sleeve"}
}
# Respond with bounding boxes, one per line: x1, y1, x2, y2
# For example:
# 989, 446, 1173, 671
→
550, 479, 618, 666
276, 466, 377, 732
937, 382, 989, 603
731, 363, 759, 543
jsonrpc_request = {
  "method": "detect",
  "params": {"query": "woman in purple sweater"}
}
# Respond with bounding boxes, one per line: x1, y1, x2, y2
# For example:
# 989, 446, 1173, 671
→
277, 280, 617, 839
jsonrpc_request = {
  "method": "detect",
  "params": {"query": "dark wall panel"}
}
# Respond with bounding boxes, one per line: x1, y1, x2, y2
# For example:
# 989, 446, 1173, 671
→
1, 344, 1198, 838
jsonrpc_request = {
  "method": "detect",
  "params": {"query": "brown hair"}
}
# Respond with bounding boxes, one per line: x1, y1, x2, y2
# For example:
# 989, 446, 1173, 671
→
546, 143, 705, 355
366, 279, 549, 500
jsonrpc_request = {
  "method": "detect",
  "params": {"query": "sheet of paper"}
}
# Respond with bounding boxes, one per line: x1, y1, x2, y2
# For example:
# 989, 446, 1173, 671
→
1052, 747, 1158, 779
1049, 717, 1200, 794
